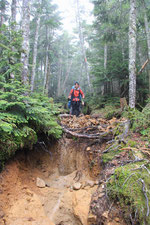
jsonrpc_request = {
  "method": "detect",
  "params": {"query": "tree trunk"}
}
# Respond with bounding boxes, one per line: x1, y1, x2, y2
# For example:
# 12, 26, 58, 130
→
11, 0, 17, 24
30, 16, 40, 92
21, 0, 30, 86
129, 0, 137, 108
43, 45, 49, 93
57, 59, 62, 97
0, 0, 5, 27
43, 25, 49, 93
76, 0, 91, 92
104, 43, 107, 70
62, 59, 73, 95
143, 0, 150, 93
45, 59, 50, 95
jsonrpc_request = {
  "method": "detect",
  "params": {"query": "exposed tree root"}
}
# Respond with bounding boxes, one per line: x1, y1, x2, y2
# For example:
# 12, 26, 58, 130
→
138, 178, 150, 217
102, 119, 130, 154
62, 126, 113, 140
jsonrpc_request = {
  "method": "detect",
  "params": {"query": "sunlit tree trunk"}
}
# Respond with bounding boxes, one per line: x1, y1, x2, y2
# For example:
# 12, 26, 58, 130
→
21, 0, 30, 86
76, 0, 91, 92
143, 0, 150, 93
31, 16, 40, 92
129, 0, 137, 108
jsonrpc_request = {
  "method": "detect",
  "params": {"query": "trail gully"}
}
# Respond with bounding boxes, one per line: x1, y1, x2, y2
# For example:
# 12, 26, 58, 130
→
0, 115, 127, 225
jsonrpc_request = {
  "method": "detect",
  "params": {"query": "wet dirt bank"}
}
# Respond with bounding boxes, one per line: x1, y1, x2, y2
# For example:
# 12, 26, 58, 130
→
0, 114, 129, 225
0, 137, 101, 225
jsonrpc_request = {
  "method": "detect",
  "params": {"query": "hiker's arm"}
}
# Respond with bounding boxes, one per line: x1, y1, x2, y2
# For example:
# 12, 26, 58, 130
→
68, 89, 73, 99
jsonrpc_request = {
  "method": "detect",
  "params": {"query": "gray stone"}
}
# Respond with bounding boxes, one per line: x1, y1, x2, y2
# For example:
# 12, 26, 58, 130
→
36, 177, 45, 188
73, 182, 82, 190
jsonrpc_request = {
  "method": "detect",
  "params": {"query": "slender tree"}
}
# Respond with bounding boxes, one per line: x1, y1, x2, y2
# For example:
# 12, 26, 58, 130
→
0, 0, 8, 27
143, 0, 150, 93
30, 14, 41, 92
21, 0, 30, 86
75, 0, 91, 92
129, 0, 137, 108
11, 0, 17, 24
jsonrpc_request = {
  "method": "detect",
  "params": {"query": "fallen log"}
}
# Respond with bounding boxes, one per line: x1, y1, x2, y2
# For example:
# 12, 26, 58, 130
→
62, 126, 113, 140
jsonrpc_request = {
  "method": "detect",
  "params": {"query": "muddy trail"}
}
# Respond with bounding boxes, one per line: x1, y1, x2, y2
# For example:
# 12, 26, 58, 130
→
0, 115, 130, 225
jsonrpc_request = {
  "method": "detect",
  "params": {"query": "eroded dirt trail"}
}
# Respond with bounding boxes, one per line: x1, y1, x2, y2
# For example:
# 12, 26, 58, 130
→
0, 115, 127, 225
0, 136, 100, 225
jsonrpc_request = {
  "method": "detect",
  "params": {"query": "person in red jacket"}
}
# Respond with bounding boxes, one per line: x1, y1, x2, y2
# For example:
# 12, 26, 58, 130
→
68, 82, 85, 116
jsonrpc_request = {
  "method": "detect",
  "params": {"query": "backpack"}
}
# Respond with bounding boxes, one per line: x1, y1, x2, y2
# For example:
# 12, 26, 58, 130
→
71, 88, 81, 101
68, 87, 82, 109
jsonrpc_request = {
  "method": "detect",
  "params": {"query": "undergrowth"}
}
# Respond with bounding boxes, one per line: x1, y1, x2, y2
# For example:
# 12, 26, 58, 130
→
0, 24, 62, 170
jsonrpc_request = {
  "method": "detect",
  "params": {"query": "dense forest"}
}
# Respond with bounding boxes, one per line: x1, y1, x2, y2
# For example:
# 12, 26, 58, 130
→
1, 0, 150, 224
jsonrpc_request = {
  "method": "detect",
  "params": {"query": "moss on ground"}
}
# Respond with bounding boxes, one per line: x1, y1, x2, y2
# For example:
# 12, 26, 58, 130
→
107, 161, 150, 224
102, 149, 124, 164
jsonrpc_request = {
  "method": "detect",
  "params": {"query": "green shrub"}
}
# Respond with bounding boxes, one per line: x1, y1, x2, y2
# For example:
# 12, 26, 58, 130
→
0, 24, 62, 169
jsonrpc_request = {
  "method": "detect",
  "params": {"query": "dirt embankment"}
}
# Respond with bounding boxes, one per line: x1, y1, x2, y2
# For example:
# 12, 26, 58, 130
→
0, 115, 127, 225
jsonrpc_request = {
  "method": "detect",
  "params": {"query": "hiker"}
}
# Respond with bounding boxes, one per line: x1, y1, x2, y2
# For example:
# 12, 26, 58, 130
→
68, 82, 85, 116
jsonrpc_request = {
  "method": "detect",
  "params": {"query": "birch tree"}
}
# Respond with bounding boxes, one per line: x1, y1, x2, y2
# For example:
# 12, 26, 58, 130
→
21, 0, 30, 86
129, 0, 137, 108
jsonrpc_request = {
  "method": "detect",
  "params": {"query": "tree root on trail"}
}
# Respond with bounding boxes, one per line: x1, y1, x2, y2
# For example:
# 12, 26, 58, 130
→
131, 164, 150, 175
121, 159, 145, 166
138, 178, 150, 217
62, 126, 113, 140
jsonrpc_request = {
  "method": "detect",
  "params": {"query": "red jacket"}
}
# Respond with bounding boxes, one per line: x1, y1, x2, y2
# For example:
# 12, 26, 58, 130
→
69, 88, 85, 101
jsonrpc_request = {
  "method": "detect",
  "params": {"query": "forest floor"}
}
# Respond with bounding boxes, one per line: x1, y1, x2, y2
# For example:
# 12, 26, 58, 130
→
0, 114, 149, 225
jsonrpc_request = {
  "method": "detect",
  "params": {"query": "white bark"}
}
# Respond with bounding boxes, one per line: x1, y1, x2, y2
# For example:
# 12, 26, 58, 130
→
21, 0, 30, 86
30, 16, 40, 92
129, 0, 137, 108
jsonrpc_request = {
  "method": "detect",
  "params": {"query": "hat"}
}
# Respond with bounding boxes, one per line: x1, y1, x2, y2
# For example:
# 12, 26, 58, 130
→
74, 81, 79, 85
